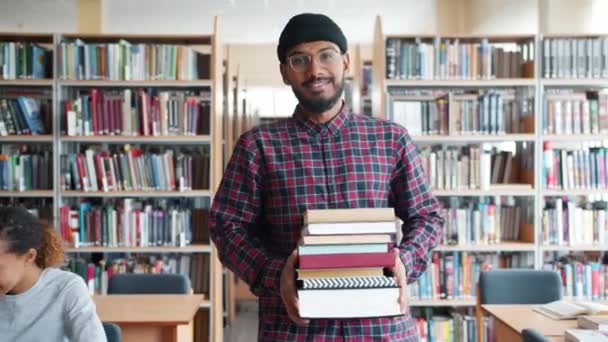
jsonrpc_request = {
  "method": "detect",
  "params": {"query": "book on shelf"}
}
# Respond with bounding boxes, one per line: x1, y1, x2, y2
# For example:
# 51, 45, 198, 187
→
565, 329, 608, 342
543, 259, 608, 301
0, 41, 52, 80
385, 36, 534, 80
413, 312, 489, 342
534, 300, 608, 320
544, 89, 608, 135
60, 146, 209, 193
0, 95, 51, 136
64, 253, 210, 296
542, 37, 608, 79
543, 141, 608, 191
418, 143, 533, 192
62, 88, 211, 137
578, 315, 608, 331
543, 197, 608, 246
390, 88, 534, 136
59, 38, 211, 81
440, 196, 534, 245
0, 145, 52, 192
408, 251, 534, 301
297, 207, 400, 319
59, 199, 209, 248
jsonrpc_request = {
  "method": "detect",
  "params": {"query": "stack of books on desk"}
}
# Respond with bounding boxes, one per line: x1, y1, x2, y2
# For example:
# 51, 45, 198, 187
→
296, 208, 402, 319
565, 316, 608, 341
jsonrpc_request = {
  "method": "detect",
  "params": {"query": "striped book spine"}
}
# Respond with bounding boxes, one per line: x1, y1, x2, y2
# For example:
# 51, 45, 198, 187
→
297, 276, 398, 290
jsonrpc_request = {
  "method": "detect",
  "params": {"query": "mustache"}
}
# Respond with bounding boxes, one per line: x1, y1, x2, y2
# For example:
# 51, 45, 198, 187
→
302, 76, 333, 87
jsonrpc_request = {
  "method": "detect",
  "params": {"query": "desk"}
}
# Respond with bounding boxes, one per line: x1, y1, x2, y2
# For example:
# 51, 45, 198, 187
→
482, 305, 577, 342
95, 294, 205, 342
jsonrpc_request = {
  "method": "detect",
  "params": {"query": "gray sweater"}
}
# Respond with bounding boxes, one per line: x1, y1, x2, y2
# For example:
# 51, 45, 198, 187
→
0, 268, 107, 342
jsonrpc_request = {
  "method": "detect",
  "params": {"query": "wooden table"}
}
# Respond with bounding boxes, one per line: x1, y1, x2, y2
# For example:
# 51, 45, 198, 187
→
95, 294, 206, 342
482, 304, 577, 342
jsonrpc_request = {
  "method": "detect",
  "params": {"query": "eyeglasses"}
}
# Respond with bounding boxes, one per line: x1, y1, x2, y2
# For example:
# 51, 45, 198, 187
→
286, 49, 342, 73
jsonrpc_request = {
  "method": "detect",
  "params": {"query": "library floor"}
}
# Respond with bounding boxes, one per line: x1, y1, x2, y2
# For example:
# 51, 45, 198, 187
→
224, 300, 259, 342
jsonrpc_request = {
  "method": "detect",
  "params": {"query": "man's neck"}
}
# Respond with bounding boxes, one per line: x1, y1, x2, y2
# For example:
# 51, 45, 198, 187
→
299, 100, 344, 124
9, 266, 42, 295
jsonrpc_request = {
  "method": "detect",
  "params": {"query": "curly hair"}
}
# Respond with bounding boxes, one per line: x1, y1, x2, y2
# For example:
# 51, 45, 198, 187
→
0, 206, 64, 268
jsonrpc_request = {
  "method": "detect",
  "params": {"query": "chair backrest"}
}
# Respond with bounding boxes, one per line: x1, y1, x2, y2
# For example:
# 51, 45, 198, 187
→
107, 273, 191, 294
521, 328, 550, 342
102, 322, 122, 342
478, 269, 562, 305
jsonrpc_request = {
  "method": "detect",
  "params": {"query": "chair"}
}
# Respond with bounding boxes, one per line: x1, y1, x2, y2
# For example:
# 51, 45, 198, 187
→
476, 269, 562, 341
102, 322, 122, 342
521, 328, 550, 342
478, 269, 562, 305
107, 273, 191, 294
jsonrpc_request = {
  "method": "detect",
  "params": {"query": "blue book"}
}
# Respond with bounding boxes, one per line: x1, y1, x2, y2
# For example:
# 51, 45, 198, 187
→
79, 202, 92, 243
16, 96, 45, 134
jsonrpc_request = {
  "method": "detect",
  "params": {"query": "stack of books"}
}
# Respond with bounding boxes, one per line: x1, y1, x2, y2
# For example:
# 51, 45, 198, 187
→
296, 208, 402, 319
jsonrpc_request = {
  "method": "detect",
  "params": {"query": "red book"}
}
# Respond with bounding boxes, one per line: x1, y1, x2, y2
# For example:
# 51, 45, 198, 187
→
298, 252, 394, 269
90, 89, 99, 135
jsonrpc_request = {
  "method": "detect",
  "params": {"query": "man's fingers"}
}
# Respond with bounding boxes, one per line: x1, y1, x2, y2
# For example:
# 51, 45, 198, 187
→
399, 285, 407, 314
284, 300, 309, 325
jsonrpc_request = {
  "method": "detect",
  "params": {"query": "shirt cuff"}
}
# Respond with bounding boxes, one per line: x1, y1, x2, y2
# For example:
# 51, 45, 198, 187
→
399, 249, 415, 284
251, 257, 286, 297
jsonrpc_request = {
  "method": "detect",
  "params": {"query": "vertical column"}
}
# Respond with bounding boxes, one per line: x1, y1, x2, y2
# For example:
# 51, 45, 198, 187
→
435, 0, 470, 35
77, 0, 102, 33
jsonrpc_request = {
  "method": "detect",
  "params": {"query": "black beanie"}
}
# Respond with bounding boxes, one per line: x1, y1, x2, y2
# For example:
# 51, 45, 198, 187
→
277, 13, 347, 64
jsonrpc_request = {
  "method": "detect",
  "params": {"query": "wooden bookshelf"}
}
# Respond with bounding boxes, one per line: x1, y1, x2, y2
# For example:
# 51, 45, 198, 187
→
541, 245, 608, 252
0, 79, 54, 86
0, 190, 54, 198
60, 135, 212, 143
385, 79, 536, 88
371, 17, 559, 321
409, 298, 476, 307
58, 80, 213, 88
65, 244, 212, 253
433, 186, 535, 197
542, 189, 608, 196
60, 190, 212, 198
542, 134, 608, 142
412, 134, 536, 143
0, 135, 54, 142
435, 242, 535, 252
542, 78, 608, 86
49, 17, 224, 342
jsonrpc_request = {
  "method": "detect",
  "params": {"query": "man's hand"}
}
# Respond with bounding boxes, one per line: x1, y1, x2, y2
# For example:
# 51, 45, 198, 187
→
389, 247, 408, 314
280, 249, 310, 325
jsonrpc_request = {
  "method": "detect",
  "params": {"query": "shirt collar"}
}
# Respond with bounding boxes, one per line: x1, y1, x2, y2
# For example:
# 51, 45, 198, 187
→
292, 101, 349, 138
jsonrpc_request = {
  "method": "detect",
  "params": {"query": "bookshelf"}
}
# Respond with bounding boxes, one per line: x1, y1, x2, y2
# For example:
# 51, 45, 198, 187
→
372, 14, 608, 341
372, 17, 540, 330
0, 18, 224, 342
0, 32, 55, 222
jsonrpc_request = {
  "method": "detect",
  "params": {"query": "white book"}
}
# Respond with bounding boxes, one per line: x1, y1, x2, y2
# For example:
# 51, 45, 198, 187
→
303, 221, 396, 236
578, 315, 608, 331
298, 288, 401, 319
534, 300, 608, 320
566, 329, 608, 342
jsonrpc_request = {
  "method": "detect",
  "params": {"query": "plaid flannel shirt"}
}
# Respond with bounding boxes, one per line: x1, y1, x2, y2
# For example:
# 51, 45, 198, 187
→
210, 103, 444, 341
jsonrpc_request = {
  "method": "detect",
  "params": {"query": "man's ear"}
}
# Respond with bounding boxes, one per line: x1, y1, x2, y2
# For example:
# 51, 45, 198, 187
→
280, 64, 290, 85
342, 51, 351, 74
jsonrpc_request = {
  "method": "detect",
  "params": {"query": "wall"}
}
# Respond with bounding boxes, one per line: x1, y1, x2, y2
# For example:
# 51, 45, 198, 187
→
102, 0, 436, 43
0, 0, 77, 32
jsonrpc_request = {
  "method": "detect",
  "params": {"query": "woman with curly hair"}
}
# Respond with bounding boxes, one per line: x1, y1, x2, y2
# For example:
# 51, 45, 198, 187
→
0, 206, 106, 342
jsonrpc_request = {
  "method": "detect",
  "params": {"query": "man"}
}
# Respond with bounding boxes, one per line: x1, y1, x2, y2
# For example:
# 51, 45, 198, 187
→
210, 13, 443, 341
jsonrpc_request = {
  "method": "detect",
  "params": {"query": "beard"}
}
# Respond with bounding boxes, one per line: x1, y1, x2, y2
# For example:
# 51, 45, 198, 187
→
292, 74, 345, 114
